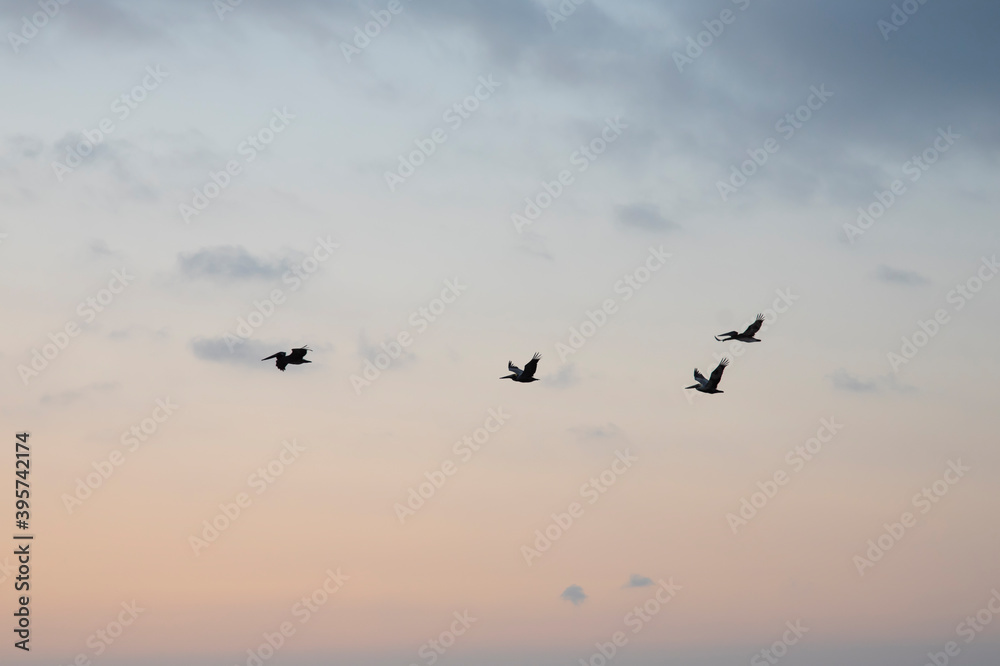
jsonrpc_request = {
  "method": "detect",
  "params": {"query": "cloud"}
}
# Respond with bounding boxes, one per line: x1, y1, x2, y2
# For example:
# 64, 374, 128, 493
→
623, 574, 653, 588
178, 246, 291, 281
191, 337, 279, 367
108, 326, 169, 341
89, 239, 114, 256
570, 423, 623, 441
829, 370, 880, 394
40, 382, 119, 406
358, 331, 416, 368
875, 265, 930, 286
560, 585, 587, 606
546, 363, 580, 388
615, 203, 677, 232
829, 370, 917, 395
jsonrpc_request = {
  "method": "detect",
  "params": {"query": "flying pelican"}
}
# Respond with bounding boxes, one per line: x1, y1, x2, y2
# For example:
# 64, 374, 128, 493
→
685, 358, 729, 394
501, 353, 541, 383
262, 346, 312, 371
716, 314, 765, 343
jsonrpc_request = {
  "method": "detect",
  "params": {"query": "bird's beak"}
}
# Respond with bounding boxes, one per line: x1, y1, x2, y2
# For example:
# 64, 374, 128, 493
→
261, 354, 278, 361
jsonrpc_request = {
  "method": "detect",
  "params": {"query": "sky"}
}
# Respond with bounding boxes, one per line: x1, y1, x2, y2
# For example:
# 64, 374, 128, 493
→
2, 0, 1000, 664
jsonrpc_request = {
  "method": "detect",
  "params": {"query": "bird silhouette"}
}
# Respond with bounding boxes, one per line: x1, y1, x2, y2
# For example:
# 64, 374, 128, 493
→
716, 314, 765, 343
686, 358, 729, 394
262, 346, 312, 371
501, 353, 541, 383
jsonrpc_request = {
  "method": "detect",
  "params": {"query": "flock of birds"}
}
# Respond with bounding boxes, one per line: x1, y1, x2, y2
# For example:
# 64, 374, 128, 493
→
261, 313, 768, 394
687, 312, 766, 395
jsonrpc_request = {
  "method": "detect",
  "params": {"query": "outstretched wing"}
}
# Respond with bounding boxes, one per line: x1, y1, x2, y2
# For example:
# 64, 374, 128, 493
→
289, 346, 310, 362
507, 361, 522, 377
693, 368, 708, 386
741, 314, 765, 338
707, 358, 729, 390
521, 353, 541, 379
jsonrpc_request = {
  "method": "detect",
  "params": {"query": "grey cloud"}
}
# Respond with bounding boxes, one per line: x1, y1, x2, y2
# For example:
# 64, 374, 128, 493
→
829, 369, 916, 394
178, 246, 292, 281
570, 423, 623, 441
875, 265, 930, 286
546, 363, 580, 388
40, 382, 119, 406
615, 203, 677, 232
560, 585, 587, 605
623, 574, 654, 588
191, 337, 278, 367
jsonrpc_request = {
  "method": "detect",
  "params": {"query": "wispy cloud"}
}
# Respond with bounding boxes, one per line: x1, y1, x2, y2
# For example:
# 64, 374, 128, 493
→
178, 246, 291, 281
875, 265, 930, 286
40, 382, 119, 406
829, 369, 916, 394
570, 423, 623, 441
546, 363, 580, 388
191, 337, 279, 367
829, 370, 880, 393
615, 203, 677, 232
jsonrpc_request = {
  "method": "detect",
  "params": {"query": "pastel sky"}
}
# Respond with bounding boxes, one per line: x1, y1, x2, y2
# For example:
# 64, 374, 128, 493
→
2, 1, 999, 665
